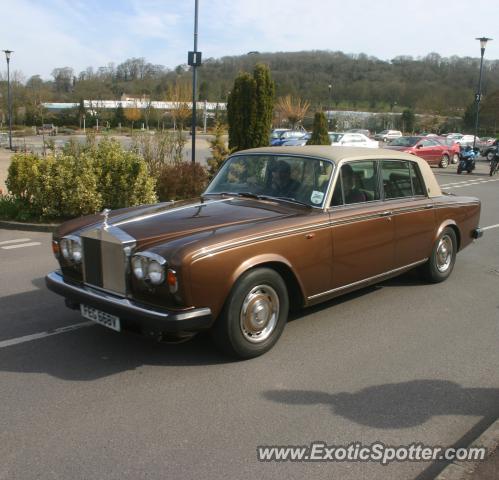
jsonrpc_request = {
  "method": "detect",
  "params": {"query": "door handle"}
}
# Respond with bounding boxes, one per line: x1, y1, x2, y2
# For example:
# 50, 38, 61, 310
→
380, 210, 392, 217
424, 204, 434, 209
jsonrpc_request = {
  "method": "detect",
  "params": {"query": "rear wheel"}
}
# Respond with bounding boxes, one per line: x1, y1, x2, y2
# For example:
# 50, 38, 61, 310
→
211, 268, 289, 359
439, 155, 450, 168
420, 228, 457, 283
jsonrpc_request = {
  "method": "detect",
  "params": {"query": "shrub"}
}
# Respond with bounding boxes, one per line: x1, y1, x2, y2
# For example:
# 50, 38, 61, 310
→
207, 121, 231, 178
157, 162, 208, 201
93, 138, 157, 209
4, 139, 157, 220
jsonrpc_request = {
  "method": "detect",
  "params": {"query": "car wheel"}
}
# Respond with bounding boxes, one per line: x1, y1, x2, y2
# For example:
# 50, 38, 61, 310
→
439, 155, 450, 168
211, 268, 289, 359
452, 153, 459, 164
420, 228, 457, 283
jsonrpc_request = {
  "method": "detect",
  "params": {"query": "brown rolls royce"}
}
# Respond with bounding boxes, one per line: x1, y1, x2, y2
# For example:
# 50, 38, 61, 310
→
46, 146, 483, 358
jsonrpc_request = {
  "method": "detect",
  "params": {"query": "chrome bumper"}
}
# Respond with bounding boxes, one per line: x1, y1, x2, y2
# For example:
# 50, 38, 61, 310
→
472, 227, 484, 239
45, 271, 213, 334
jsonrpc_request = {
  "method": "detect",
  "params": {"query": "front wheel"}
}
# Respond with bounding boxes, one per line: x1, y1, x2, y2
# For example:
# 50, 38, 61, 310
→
439, 155, 450, 168
211, 268, 289, 359
420, 228, 457, 283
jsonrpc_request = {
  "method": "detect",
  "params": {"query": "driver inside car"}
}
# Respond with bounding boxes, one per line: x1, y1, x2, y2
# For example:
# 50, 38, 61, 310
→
268, 160, 300, 197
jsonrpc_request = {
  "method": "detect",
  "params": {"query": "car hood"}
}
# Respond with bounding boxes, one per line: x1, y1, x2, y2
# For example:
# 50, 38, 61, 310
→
57, 197, 300, 248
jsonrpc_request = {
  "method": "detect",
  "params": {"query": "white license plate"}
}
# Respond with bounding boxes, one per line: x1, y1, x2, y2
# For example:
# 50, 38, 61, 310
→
80, 304, 121, 332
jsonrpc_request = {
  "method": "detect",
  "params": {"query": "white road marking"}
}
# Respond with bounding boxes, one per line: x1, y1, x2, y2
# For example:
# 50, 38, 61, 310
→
481, 223, 499, 232
440, 178, 499, 188
1, 242, 42, 250
0, 321, 94, 349
0, 238, 31, 246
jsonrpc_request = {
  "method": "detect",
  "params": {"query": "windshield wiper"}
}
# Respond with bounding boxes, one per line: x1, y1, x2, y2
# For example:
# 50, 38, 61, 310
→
268, 196, 313, 208
202, 192, 236, 197
236, 191, 263, 199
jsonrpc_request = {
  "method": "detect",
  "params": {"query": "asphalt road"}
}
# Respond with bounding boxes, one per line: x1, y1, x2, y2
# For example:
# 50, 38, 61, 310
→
1, 162, 498, 480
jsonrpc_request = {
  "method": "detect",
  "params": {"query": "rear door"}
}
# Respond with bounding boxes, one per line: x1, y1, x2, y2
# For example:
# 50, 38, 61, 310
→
380, 159, 436, 267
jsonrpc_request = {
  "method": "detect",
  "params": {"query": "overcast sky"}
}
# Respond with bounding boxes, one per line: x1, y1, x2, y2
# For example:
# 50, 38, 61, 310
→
2, 0, 499, 80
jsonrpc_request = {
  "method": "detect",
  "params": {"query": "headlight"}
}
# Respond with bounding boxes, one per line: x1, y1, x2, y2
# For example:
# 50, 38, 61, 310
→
131, 256, 145, 280
60, 235, 82, 264
132, 252, 167, 285
147, 260, 165, 285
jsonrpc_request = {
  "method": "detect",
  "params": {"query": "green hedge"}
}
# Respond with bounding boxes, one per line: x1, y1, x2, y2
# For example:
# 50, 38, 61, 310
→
3, 138, 157, 220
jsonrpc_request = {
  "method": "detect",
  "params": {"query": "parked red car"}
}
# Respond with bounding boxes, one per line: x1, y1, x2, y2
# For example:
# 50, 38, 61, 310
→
434, 136, 460, 164
385, 136, 452, 168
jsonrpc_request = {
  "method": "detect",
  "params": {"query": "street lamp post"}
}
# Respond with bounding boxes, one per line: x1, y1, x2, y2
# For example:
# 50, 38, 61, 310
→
473, 37, 492, 150
328, 83, 332, 124
3, 50, 13, 150
188, 0, 202, 164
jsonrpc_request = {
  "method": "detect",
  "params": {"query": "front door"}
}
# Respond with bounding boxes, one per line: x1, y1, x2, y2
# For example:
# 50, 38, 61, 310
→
328, 160, 395, 290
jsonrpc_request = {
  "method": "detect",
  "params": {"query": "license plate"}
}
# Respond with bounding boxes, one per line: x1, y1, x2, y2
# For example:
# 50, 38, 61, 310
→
80, 304, 121, 332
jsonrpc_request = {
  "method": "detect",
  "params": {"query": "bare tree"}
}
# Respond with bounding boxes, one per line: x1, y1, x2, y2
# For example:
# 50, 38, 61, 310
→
275, 95, 310, 129
169, 81, 191, 132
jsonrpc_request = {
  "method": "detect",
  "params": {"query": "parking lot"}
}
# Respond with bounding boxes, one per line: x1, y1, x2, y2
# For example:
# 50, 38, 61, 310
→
0, 161, 498, 479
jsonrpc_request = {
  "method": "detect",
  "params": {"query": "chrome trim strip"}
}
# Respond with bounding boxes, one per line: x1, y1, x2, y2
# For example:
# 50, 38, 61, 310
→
47, 272, 211, 321
192, 221, 332, 259
113, 199, 231, 227
307, 259, 428, 301
192, 209, 406, 260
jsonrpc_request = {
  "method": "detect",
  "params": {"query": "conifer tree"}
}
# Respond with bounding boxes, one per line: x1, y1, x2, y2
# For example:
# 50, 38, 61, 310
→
307, 112, 330, 145
227, 64, 275, 151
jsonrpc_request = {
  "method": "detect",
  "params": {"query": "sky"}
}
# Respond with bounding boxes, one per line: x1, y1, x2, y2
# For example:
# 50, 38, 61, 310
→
2, 0, 499, 81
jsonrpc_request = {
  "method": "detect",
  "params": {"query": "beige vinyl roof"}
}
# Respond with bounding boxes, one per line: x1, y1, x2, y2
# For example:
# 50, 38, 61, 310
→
236, 146, 442, 198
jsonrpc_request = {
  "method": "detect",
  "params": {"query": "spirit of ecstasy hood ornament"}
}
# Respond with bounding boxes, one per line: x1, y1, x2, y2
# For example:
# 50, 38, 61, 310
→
101, 208, 111, 229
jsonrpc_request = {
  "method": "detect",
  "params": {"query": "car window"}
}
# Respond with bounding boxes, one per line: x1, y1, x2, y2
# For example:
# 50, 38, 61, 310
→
409, 162, 426, 196
331, 161, 380, 206
382, 160, 419, 199
420, 139, 436, 147
205, 154, 334, 207
389, 137, 420, 147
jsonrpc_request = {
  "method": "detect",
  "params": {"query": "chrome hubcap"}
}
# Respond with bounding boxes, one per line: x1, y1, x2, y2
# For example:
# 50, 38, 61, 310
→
436, 235, 453, 272
240, 285, 279, 343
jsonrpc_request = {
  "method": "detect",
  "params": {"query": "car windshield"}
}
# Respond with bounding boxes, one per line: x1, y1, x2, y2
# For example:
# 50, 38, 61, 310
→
204, 154, 334, 208
271, 130, 288, 139
329, 133, 344, 142
388, 136, 420, 147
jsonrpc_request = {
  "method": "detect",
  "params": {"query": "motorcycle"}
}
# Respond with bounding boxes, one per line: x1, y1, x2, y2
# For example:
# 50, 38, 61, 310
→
490, 152, 499, 176
457, 146, 476, 174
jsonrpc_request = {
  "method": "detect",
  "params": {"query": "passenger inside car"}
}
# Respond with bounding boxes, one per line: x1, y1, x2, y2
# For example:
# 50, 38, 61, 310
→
332, 162, 379, 205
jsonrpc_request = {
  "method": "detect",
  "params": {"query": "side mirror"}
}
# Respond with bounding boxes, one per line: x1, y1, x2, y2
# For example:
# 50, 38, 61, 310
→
416, 144, 423, 149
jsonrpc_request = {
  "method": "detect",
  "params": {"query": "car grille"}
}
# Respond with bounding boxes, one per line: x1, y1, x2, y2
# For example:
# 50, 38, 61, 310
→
81, 226, 136, 296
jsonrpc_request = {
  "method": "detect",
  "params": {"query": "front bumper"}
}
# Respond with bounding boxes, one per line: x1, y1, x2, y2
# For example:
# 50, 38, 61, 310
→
45, 271, 213, 335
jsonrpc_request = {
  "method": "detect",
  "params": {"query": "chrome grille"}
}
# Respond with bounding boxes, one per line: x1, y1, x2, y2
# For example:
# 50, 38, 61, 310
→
81, 225, 136, 296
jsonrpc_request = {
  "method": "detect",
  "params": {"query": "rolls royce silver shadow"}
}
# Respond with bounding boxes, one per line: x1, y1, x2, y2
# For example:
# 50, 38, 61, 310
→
46, 146, 482, 358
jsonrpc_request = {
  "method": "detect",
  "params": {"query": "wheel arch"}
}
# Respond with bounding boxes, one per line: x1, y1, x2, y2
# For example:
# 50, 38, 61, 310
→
231, 255, 306, 311
435, 220, 461, 251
